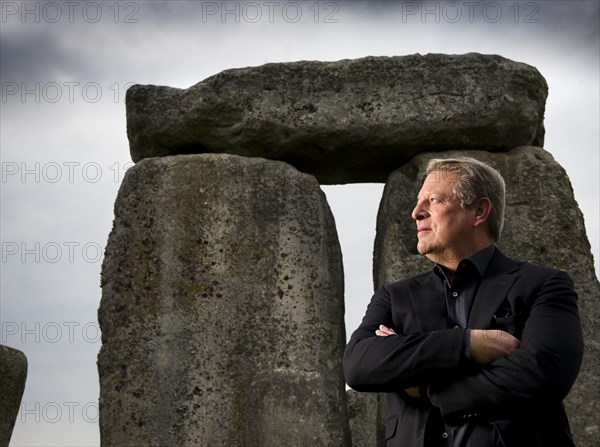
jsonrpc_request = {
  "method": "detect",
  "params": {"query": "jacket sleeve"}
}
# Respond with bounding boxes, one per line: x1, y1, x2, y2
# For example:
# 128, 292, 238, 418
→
343, 282, 468, 393
429, 269, 583, 424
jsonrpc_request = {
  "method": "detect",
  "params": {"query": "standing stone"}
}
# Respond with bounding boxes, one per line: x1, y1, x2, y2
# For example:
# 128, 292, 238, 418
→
0, 345, 27, 447
346, 389, 386, 447
98, 154, 350, 446
126, 53, 547, 184
372, 146, 600, 446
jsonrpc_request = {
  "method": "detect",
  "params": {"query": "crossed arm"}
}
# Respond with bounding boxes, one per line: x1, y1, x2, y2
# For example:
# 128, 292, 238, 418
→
343, 270, 583, 420
375, 324, 519, 397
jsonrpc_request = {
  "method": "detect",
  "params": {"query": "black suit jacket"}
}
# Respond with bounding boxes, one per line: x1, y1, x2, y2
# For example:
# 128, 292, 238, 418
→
344, 249, 583, 447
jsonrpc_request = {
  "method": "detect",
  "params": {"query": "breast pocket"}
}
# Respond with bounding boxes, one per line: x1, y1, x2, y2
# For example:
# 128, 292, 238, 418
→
492, 301, 526, 338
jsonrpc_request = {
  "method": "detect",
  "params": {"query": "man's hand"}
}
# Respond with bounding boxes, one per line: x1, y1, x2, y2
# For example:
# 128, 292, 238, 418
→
404, 386, 420, 398
375, 324, 397, 337
470, 329, 519, 365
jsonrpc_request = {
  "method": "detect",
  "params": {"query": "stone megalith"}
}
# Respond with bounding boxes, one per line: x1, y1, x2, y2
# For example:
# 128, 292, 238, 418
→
126, 53, 547, 184
346, 389, 386, 447
371, 146, 599, 446
0, 345, 27, 447
98, 153, 350, 446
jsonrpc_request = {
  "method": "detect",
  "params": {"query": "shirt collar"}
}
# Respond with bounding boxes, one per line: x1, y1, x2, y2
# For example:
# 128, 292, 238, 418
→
433, 244, 496, 279
465, 244, 496, 277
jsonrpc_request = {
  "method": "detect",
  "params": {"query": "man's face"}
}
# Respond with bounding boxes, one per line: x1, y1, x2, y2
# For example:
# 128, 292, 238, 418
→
411, 170, 477, 265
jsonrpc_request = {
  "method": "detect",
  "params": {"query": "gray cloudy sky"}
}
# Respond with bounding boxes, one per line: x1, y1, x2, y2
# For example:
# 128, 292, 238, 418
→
1, 1, 598, 445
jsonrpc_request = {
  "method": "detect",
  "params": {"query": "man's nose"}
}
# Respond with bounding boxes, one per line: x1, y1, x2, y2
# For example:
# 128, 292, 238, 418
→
412, 201, 427, 221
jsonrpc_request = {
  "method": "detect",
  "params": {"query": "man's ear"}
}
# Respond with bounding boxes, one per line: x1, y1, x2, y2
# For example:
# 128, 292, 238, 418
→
473, 197, 492, 228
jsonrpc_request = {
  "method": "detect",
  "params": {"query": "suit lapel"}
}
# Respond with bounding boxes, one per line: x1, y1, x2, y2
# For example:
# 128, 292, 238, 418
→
408, 272, 448, 332
468, 250, 520, 328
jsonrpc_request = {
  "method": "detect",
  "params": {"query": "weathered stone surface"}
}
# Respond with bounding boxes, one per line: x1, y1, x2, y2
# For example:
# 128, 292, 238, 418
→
126, 54, 547, 184
98, 154, 350, 446
347, 389, 386, 447
372, 146, 600, 446
0, 345, 27, 447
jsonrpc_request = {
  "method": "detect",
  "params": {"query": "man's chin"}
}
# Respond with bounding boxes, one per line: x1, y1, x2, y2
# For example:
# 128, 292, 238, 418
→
416, 243, 433, 255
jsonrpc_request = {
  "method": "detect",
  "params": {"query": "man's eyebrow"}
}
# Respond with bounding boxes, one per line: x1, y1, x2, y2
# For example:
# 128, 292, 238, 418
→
417, 191, 454, 202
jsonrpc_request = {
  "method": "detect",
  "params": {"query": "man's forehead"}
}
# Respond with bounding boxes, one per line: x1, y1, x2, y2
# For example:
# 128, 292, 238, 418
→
423, 169, 462, 184
417, 171, 457, 198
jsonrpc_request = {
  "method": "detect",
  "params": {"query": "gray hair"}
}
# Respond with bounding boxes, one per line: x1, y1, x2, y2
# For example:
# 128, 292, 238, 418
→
424, 157, 506, 241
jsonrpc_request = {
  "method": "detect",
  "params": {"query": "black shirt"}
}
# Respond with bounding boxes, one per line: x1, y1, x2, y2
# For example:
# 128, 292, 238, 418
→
430, 244, 498, 447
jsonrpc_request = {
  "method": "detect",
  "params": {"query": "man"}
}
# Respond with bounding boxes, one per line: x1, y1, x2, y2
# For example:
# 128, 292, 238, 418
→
343, 157, 583, 447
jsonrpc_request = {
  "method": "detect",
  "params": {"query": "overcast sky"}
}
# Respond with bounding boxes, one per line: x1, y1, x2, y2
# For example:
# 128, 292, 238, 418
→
1, 1, 598, 445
